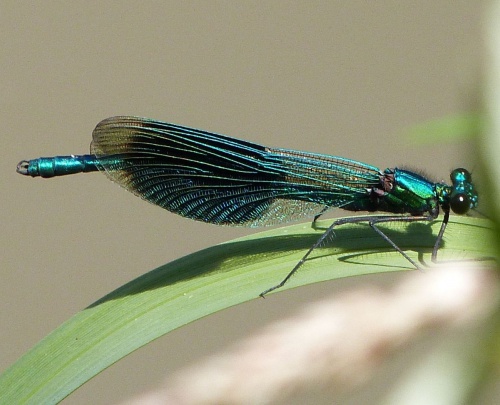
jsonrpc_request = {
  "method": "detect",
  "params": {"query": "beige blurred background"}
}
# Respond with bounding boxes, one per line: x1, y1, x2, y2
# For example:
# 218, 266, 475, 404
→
1, 2, 485, 404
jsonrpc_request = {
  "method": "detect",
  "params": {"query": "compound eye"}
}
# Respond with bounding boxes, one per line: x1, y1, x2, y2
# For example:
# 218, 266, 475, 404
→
450, 168, 472, 184
450, 193, 471, 215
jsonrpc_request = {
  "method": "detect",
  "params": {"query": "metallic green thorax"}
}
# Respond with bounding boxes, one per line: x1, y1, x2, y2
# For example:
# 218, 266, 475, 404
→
379, 167, 478, 218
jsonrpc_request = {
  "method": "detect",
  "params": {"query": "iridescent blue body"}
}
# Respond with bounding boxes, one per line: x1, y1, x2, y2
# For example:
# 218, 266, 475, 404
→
17, 116, 478, 295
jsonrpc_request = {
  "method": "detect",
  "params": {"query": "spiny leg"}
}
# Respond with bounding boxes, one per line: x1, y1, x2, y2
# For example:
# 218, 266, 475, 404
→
368, 215, 435, 271
259, 219, 339, 297
431, 208, 449, 262
260, 214, 435, 297
312, 206, 330, 224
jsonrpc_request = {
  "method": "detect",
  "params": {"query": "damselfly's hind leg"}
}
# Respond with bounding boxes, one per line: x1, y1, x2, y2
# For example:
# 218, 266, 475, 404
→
259, 214, 436, 297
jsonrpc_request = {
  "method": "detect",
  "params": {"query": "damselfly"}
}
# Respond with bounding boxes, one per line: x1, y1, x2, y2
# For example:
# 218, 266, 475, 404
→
17, 116, 478, 296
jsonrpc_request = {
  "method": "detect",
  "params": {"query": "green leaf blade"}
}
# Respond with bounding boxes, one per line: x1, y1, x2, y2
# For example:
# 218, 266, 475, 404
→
0, 217, 494, 404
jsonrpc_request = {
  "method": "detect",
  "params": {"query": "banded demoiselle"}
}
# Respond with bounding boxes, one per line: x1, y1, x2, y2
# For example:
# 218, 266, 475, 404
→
17, 116, 478, 296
